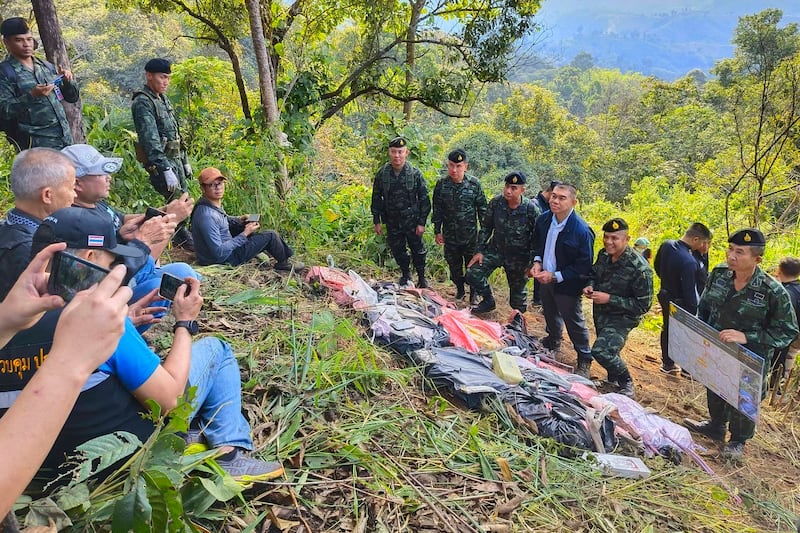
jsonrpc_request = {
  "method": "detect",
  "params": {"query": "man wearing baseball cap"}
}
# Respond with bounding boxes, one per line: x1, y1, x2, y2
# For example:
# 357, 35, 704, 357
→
191, 167, 303, 270
29, 207, 284, 484
62, 143, 199, 328
685, 228, 798, 462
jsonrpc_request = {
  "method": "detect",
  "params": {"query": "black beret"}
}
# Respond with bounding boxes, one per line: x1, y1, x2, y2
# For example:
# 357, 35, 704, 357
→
728, 228, 765, 246
448, 149, 468, 163
505, 171, 526, 185
145, 58, 172, 74
1, 17, 30, 37
602, 218, 629, 232
388, 137, 407, 148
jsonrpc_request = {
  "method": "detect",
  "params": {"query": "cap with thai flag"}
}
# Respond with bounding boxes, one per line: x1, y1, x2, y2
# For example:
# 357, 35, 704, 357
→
33, 207, 147, 259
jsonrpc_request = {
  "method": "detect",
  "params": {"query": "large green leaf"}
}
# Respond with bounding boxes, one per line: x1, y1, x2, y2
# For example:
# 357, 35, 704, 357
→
73, 431, 142, 483
111, 477, 152, 533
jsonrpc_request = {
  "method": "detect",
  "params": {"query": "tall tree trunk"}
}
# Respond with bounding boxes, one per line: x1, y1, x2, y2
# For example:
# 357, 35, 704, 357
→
30, 0, 85, 143
217, 37, 251, 121
244, 0, 289, 198
402, 0, 424, 121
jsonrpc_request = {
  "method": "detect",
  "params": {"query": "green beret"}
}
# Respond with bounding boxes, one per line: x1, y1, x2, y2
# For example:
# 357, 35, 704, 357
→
388, 137, 407, 148
448, 149, 467, 163
505, 171, 526, 185
602, 218, 629, 232
145, 58, 172, 74
728, 228, 765, 246
1, 17, 30, 37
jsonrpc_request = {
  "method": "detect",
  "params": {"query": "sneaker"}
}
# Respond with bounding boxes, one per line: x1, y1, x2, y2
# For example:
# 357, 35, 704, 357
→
683, 419, 726, 442
216, 448, 285, 483
471, 296, 496, 314
183, 428, 208, 455
660, 364, 680, 375
274, 259, 304, 271
722, 441, 745, 463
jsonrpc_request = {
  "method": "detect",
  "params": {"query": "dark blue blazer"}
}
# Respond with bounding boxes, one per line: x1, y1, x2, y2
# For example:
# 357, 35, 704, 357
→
532, 210, 595, 296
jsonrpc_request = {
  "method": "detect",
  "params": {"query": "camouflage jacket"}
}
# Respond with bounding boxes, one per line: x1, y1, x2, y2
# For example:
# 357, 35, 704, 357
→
371, 162, 430, 228
131, 85, 183, 174
590, 246, 654, 320
0, 56, 78, 148
698, 265, 799, 360
431, 174, 488, 244
477, 195, 539, 259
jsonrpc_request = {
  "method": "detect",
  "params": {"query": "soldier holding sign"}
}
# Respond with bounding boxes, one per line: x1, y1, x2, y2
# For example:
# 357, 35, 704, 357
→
684, 229, 798, 462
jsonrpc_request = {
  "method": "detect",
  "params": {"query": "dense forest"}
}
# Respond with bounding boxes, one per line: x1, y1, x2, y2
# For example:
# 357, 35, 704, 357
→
2, 0, 800, 530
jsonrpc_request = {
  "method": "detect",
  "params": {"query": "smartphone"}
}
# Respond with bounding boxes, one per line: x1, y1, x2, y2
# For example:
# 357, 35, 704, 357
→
144, 206, 167, 221
47, 251, 110, 303
246, 214, 261, 223
159, 273, 186, 301
52, 75, 64, 86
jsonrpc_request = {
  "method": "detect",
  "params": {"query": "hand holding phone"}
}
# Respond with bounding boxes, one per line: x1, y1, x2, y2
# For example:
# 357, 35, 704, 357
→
47, 252, 111, 303
158, 273, 187, 301
144, 206, 168, 221
52, 75, 64, 86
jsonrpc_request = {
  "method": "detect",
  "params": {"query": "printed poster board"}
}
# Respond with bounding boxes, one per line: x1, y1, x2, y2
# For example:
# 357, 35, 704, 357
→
668, 303, 764, 422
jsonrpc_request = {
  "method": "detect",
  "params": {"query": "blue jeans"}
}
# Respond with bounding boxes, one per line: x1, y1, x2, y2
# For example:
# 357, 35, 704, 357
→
131, 261, 201, 333
187, 337, 253, 450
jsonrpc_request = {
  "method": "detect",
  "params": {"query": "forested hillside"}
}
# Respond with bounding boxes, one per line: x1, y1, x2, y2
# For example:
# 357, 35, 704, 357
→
1, 0, 800, 530
531, 0, 800, 80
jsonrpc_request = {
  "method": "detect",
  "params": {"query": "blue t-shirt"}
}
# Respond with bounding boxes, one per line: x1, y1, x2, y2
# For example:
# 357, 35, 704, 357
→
98, 318, 160, 391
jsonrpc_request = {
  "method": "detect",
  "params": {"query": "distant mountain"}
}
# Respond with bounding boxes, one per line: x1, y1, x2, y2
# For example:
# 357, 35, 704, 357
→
528, 0, 800, 80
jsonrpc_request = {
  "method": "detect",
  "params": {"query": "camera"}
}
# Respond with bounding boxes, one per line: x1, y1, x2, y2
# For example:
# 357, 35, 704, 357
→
47, 251, 110, 303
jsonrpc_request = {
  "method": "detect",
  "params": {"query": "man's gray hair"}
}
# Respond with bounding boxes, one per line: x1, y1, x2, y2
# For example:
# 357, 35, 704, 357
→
10, 148, 75, 201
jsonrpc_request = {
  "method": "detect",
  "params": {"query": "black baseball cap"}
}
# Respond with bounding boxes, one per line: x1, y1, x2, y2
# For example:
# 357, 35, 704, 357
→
33, 207, 147, 259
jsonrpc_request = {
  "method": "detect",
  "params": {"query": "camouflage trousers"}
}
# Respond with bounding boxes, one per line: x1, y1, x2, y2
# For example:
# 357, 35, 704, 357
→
705, 358, 771, 443
443, 238, 476, 288
386, 223, 426, 274
591, 314, 637, 380
706, 389, 756, 443
466, 252, 529, 312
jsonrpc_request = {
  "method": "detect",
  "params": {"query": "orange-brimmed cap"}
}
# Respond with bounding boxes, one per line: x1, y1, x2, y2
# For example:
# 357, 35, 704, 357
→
198, 167, 227, 185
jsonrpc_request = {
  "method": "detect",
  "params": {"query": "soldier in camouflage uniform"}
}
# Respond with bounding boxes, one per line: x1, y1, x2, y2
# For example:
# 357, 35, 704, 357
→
432, 149, 488, 303
466, 171, 540, 314
371, 137, 431, 287
582, 218, 653, 397
0, 18, 79, 151
685, 229, 798, 462
131, 58, 193, 249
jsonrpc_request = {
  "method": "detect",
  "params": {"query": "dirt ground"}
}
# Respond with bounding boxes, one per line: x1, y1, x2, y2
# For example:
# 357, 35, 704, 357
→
449, 280, 800, 521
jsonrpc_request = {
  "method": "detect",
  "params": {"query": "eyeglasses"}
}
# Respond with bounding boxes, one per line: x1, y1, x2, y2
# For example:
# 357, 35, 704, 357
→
202, 180, 225, 189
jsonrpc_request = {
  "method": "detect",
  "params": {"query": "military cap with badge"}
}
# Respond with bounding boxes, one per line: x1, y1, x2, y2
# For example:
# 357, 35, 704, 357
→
448, 149, 468, 163
602, 218, 629, 233
388, 137, 407, 148
728, 228, 766, 247
504, 171, 527, 185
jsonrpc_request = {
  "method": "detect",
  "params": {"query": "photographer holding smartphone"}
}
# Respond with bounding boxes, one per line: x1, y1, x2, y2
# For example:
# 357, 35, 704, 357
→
23, 207, 284, 486
0, 242, 130, 515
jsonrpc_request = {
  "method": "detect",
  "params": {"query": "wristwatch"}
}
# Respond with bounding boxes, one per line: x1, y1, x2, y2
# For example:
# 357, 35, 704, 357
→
173, 320, 199, 335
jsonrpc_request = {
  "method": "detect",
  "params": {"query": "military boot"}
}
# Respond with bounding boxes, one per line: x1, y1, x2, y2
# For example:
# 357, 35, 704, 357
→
617, 371, 635, 397
472, 294, 496, 314
469, 289, 479, 306
575, 359, 592, 379
399, 269, 412, 286
455, 283, 466, 300
413, 255, 428, 289
417, 274, 429, 289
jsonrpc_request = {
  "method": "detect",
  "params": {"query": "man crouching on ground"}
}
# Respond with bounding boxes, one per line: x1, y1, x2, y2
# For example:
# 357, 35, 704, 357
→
191, 167, 303, 270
